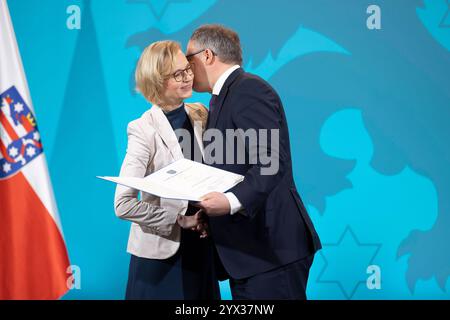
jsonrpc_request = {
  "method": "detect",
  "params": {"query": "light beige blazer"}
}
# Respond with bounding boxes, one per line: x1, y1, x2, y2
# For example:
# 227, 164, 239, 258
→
114, 103, 207, 259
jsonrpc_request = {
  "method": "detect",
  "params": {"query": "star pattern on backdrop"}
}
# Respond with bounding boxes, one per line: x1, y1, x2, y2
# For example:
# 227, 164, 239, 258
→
440, 0, 450, 28
316, 226, 382, 299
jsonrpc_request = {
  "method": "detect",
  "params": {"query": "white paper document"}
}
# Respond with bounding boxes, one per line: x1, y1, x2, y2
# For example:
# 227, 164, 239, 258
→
98, 158, 244, 201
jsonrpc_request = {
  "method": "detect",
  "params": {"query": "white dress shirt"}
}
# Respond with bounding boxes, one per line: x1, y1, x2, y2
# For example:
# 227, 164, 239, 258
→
211, 65, 244, 215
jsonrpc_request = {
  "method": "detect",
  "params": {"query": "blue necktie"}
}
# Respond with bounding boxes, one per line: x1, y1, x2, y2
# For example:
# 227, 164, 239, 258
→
209, 94, 218, 114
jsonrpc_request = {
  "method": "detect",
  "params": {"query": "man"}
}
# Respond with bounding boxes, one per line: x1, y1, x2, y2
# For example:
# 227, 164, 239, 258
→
187, 24, 321, 299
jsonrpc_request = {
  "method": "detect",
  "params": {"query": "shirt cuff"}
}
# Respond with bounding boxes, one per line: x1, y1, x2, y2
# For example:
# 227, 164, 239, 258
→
225, 192, 243, 215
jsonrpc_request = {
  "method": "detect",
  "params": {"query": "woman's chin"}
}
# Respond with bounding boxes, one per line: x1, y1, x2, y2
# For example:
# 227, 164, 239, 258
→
180, 91, 193, 100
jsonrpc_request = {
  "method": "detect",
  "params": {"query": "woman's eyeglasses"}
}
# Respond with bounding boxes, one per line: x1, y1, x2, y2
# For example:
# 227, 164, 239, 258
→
167, 64, 194, 82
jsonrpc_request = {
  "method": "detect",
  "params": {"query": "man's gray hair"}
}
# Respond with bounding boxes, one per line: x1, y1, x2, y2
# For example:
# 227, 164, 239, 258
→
190, 24, 243, 66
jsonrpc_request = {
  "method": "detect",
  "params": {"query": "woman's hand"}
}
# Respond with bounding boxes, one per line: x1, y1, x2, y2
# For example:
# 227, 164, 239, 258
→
177, 210, 209, 238
191, 221, 209, 239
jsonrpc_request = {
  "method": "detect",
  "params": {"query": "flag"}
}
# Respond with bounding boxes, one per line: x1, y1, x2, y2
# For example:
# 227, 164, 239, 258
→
0, 0, 70, 299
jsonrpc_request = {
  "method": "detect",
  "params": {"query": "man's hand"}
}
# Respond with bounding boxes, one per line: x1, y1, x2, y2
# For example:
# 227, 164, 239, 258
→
195, 192, 231, 217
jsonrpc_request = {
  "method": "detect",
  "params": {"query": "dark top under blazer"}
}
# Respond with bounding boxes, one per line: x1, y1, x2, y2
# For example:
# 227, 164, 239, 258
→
204, 68, 322, 280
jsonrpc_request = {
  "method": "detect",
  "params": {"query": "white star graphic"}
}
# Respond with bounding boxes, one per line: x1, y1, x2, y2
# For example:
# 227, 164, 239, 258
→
2, 162, 11, 173
26, 146, 36, 157
33, 132, 40, 141
9, 146, 18, 157
14, 102, 24, 113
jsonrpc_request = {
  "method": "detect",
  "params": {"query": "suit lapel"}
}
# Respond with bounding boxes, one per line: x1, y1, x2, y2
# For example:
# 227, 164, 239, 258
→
207, 68, 244, 130
149, 105, 184, 160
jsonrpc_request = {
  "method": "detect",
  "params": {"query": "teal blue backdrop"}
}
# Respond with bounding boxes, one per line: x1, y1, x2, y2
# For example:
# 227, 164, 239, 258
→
7, 0, 450, 299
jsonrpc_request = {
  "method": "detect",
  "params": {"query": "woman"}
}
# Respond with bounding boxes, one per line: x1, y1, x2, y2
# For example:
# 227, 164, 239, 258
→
114, 40, 219, 300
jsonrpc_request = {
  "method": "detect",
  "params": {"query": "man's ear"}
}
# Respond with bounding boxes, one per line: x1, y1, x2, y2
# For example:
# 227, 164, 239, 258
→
204, 49, 216, 65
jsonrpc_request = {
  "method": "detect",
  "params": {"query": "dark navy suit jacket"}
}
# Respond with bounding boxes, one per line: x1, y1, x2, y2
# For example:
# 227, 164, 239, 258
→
204, 68, 322, 280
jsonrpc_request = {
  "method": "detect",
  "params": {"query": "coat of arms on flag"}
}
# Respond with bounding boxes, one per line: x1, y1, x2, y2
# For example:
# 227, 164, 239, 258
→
0, 86, 43, 179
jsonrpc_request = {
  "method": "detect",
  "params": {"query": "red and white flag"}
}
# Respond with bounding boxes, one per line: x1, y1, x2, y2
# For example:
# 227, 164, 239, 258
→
0, 0, 70, 299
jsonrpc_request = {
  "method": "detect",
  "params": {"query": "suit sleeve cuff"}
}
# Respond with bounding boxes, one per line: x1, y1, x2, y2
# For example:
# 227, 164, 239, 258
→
225, 192, 244, 215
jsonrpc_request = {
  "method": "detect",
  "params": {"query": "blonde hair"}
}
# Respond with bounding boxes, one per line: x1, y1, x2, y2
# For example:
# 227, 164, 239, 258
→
135, 40, 181, 105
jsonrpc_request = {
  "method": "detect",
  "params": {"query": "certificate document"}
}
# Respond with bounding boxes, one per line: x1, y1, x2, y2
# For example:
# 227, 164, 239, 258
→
98, 158, 244, 201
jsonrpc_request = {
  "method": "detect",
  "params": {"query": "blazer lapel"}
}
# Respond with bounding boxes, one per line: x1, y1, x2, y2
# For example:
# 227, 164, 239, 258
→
208, 68, 244, 130
149, 105, 184, 160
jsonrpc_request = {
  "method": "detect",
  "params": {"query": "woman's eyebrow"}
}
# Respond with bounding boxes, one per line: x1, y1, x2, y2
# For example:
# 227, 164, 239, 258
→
173, 63, 190, 73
